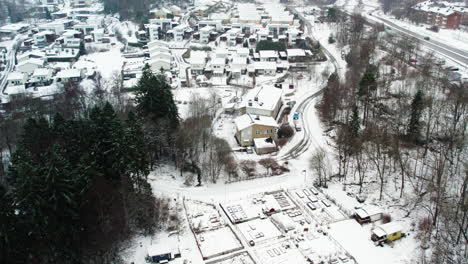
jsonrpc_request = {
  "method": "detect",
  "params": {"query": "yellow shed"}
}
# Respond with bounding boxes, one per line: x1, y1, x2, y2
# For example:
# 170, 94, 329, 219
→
371, 222, 403, 243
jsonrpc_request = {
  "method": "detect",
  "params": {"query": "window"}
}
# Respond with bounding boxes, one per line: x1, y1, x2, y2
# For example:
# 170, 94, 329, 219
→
264, 129, 269, 134
256, 130, 260, 135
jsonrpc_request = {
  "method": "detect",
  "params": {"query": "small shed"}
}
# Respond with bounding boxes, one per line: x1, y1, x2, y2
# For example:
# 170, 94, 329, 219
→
354, 206, 382, 224
254, 137, 277, 154
271, 213, 295, 233
371, 222, 403, 243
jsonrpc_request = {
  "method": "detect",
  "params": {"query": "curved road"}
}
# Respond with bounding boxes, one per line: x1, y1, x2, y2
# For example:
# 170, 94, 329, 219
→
277, 6, 342, 160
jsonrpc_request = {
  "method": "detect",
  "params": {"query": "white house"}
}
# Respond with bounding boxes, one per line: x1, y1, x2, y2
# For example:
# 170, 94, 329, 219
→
211, 57, 226, 76
39, 21, 65, 35
56, 68, 85, 83
259, 50, 278, 62
200, 26, 214, 43
198, 20, 223, 31
253, 61, 277, 75
148, 40, 169, 50
6, 71, 27, 86
215, 49, 229, 59
17, 50, 46, 63
354, 206, 383, 224
33, 31, 54, 47
236, 47, 250, 58
173, 24, 188, 42
239, 85, 283, 118
92, 28, 105, 42
170, 5, 182, 15
231, 56, 247, 77
226, 28, 241, 46
31, 68, 54, 86
150, 51, 172, 62
149, 58, 171, 72
190, 51, 208, 75
146, 24, 162, 41
17, 58, 45, 74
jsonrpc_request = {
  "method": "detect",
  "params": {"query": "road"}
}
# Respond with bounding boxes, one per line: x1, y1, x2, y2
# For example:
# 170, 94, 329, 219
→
1, 36, 24, 96
368, 11, 468, 66
277, 6, 341, 160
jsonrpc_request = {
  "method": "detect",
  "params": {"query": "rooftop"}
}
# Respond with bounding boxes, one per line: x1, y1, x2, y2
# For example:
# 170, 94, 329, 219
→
240, 85, 282, 112
235, 113, 279, 131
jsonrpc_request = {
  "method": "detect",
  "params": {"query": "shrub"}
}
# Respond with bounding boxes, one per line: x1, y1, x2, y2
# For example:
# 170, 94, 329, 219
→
418, 217, 432, 232
277, 124, 294, 138
382, 214, 392, 224
240, 160, 257, 177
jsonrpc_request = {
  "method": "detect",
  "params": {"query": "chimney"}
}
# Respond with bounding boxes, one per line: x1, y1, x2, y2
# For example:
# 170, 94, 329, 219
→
248, 99, 252, 106
255, 115, 260, 120
254, 96, 258, 101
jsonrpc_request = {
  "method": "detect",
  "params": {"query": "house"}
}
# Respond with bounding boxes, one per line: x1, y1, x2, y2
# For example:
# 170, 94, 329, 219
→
354, 206, 383, 224
56, 68, 85, 83
200, 26, 214, 43
30, 68, 53, 86
253, 61, 277, 75
146, 242, 181, 264
92, 28, 105, 42
259, 50, 278, 62
149, 45, 170, 56
288, 28, 303, 45
239, 86, 282, 118
73, 23, 99, 35
150, 51, 172, 62
236, 48, 250, 58
146, 24, 162, 41
211, 57, 226, 76
226, 28, 241, 46
215, 49, 229, 59
70, 0, 91, 7
230, 57, 247, 77
173, 24, 189, 42
371, 223, 404, 243
286, 49, 307, 63
17, 50, 46, 63
190, 51, 208, 75
0, 23, 29, 38
148, 18, 173, 33
148, 40, 169, 50
170, 5, 182, 16
234, 113, 279, 146
39, 21, 66, 35
17, 58, 45, 74
148, 58, 171, 72
154, 7, 171, 18
6, 72, 27, 86
198, 20, 223, 31
33, 31, 55, 47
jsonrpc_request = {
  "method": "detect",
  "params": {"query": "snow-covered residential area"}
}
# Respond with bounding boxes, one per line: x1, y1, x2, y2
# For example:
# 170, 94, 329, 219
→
0, 0, 467, 264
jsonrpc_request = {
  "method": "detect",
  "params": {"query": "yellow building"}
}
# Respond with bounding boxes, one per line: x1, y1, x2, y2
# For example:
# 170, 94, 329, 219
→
234, 114, 278, 147
371, 222, 403, 243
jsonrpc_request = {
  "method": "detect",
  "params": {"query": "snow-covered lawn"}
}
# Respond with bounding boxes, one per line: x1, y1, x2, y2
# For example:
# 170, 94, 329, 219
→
329, 220, 419, 264
197, 227, 243, 259
237, 218, 282, 243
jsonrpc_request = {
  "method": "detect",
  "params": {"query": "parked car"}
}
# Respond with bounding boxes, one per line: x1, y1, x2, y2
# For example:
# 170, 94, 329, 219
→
423, 36, 430, 40
293, 112, 299, 120
274, 83, 282, 88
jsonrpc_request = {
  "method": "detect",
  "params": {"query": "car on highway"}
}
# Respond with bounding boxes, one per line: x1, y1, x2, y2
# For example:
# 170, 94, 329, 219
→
293, 112, 299, 120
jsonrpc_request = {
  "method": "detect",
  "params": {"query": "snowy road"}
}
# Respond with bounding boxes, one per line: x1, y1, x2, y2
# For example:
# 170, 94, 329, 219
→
1, 36, 24, 95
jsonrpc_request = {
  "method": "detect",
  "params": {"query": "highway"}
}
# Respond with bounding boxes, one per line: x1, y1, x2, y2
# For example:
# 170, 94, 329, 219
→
368, 11, 468, 66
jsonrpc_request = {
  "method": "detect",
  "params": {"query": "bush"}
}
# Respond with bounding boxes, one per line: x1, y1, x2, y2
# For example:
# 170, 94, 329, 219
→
382, 214, 392, 224
277, 124, 294, 138
256, 40, 286, 52
240, 160, 257, 177
418, 217, 432, 232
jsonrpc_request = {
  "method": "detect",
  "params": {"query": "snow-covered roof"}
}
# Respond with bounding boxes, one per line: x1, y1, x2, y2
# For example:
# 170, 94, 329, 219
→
17, 58, 44, 67
150, 51, 172, 59
372, 222, 403, 237
414, 1, 466, 16
355, 206, 382, 218
232, 57, 247, 65
254, 61, 277, 70
240, 85, 282, 112
18, 50, 46, 60
259, 50, 278, 59
286, 49, 306, 57
56, 69, 82, 78
200, 26, 215, 33
237, 48, 249, 55
254, 137, 276, 149
148, 40, 169, 48
32, 68, 52, 77
7, 71, 26, 81
0, 23, 29, 32
235, 114, 279, 131
211, 57, 225, 65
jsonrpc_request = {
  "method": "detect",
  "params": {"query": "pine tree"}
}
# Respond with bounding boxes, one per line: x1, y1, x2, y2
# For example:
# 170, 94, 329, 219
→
350, 104, 360, 138
134, 64, 179, 127
124, 111, 149, 191
407, 89, 424, 141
